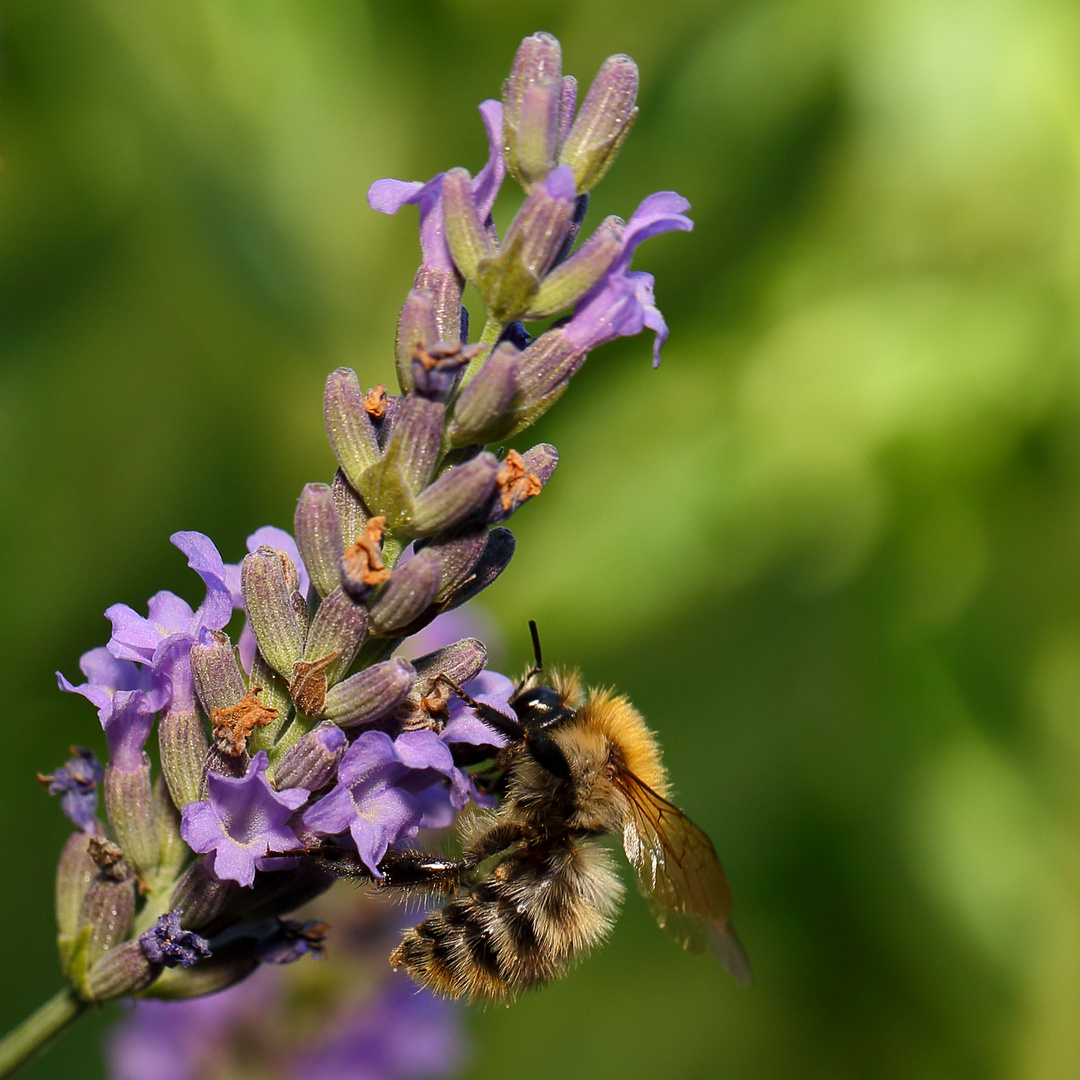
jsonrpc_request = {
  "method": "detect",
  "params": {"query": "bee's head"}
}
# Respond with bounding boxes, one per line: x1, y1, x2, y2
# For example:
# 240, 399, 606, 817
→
511, 683, 575, 733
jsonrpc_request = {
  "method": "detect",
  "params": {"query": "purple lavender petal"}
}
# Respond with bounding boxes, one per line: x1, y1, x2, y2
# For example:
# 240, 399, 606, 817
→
412, 784, 459, 830
105, 600, 178, 665
171, 531, 234, 633
443, 670, 515, 749
393, 731, 471, 812
40, 747, 103, 831
562, 190, 692, 365
180, 752, 308, 888
368, 101, 506, 275
302, 732, 428, 876
349, 785, 420, 874
473, 99, 506, 218
393, 729, 455, 773
58, 650, 166, 769
289, 980, 465, 1080
139, 910, 211, 969
223, 527, 311, 672
368, 178, 425, 214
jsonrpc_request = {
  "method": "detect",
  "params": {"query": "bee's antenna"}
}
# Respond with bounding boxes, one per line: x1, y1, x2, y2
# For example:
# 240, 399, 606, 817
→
527, 619, 544, 678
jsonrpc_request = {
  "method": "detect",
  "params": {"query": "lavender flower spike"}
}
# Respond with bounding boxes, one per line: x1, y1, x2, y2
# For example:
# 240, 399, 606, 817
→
15, 33, 699, 1073
180, 752, 308, 888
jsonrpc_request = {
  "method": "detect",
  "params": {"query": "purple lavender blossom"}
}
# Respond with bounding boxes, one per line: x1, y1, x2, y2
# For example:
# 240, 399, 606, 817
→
107, 961, 464, 1080
302, 730, 468, 875
368, 100, 506, 273
107, 968, 282, 1080
442, 669, 515, 746
180, 752, 309, 888
564, 191, 693, 367
139, 911, 212, 969
38, 747, 103, 831
104, 532, 232, 712
57, 648, 166, 770
289, 979, 465, 1080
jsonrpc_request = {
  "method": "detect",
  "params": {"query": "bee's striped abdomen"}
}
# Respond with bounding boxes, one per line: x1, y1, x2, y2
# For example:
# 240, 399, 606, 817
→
389, 837, 623, 1002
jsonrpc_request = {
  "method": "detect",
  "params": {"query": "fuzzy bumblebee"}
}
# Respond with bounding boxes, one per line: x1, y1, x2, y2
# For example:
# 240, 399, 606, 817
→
318, 629, 751, 1002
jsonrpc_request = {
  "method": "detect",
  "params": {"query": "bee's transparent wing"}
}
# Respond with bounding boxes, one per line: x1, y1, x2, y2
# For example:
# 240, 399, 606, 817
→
616, 772, 753, 985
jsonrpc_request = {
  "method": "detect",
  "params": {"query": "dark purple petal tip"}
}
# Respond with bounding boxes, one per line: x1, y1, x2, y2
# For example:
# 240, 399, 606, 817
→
139, 910, 212, 969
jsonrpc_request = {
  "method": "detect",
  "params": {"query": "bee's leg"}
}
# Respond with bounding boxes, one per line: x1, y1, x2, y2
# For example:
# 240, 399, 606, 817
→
435, 673, 524, 743
377, 850, 477, 891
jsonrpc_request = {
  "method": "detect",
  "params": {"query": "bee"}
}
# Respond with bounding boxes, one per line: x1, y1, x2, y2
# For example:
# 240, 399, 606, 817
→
322, 623, 751, 1001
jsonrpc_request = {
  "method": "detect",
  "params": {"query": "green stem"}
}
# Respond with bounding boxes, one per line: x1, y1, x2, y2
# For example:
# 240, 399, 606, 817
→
458, 315, 505, 391
0, 988, 87, 1078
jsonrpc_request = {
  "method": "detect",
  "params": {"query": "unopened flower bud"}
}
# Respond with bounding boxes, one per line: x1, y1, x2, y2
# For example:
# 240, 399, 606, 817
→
513, 326, 585, 423
77, 844, 136, 972
484, 445, 557, 525
412, 267, 466, 355
145, 954, 257, 1001
301, 587, 368, 689
442, 167, 495, 281
410, 452, 501, 536
558, 75, 577, 143
56, 831, 98, 944
395, 637, 489, 730
155, 777, 187, 880
394, 289, 440, 393
241, 547, 307, 680
83, 939, 159, 1000
368, 547, 442, 636
527, 216, 623, 319
191, 629, 246, 713
371, 395, 445, 500
503, 32, 564, 187
428, 529, 489, 604
558, 54, 639, 192
103, 755, 159, 878
450, 343, 520, 445
332, 468, 369, 549
477, 166, 577, 323
438, 526, 516, 612
276, 721, 347, 792
295, 484, 345, 599
323, 657, 415, 729
171, 857, 237, 933
414, 637, 489, 689
324, 368, 381, 489
248, 651, 291, 749
411, 342, 475, 405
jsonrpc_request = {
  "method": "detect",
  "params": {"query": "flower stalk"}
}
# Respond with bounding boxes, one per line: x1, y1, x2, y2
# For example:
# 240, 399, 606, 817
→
0, 988, 87, 1079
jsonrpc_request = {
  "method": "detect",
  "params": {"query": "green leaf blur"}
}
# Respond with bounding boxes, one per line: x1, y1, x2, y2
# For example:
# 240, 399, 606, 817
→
3, 1, 1079, 1078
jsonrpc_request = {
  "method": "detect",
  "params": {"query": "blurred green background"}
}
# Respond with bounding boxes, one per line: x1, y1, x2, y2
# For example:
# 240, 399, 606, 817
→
4, 0, 1080, 1077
